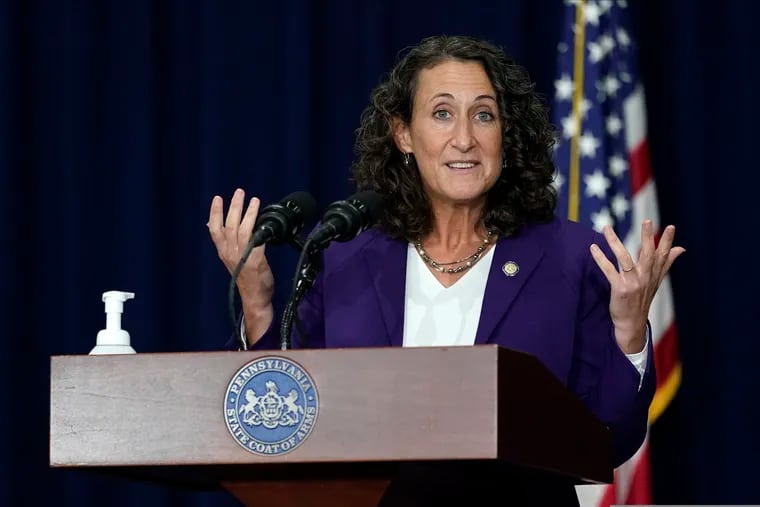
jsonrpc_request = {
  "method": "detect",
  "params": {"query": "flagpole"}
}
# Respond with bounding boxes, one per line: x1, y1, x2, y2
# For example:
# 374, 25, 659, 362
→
568, 0, 586, 222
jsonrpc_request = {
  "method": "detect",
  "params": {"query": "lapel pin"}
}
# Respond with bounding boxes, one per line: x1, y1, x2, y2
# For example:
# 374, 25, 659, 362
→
502, 261, 519, 277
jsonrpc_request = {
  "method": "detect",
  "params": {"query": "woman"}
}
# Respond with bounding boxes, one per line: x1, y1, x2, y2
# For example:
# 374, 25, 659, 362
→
208, 35, 684, 505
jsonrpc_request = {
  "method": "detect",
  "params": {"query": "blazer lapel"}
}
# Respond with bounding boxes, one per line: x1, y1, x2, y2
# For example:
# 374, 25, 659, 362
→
474, 233, 546, 344
362, 234, 408, 347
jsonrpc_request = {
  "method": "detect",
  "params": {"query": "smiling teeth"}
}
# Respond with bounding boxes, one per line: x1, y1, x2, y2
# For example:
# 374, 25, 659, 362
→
448, 162, 475, 168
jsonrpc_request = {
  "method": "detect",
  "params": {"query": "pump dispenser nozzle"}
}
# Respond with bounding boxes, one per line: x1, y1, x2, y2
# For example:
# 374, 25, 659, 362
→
89, 290, 136, 355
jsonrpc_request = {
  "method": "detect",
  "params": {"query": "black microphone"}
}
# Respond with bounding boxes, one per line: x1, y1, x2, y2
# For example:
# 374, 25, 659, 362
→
250, 191, 319, 248
278, 190, 384, 350
305, 190, 385, 251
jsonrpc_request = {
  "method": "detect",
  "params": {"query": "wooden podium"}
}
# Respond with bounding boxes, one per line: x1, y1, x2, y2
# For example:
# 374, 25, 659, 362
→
50, 345, 612, 506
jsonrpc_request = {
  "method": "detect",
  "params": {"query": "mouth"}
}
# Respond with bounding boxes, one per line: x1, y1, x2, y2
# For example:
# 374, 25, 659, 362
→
446, 161, 479, 171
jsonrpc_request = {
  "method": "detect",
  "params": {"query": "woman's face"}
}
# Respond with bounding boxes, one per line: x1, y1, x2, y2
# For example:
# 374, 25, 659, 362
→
394, 59, 503, 209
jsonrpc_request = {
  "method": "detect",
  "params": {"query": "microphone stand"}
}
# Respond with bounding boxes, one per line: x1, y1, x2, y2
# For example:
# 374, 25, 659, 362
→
279, 238, 322, 350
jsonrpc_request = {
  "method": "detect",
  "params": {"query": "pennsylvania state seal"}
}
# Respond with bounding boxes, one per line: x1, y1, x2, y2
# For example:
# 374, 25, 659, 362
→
224, 356, 318, 456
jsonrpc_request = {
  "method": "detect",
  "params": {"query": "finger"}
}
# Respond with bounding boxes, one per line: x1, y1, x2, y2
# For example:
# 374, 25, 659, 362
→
647, 224, 675, 283
602, 225, 635, 271
655, 225, 677, 267
590, 243, 619, 281
658, 246, 686, 285
225, 188, 246, 235
638, 219, 655, 268
238, 197, 261, 244
208, 195, 224, 242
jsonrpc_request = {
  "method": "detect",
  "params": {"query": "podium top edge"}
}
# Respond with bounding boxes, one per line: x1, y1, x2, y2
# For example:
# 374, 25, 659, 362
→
50, 344, 508, 359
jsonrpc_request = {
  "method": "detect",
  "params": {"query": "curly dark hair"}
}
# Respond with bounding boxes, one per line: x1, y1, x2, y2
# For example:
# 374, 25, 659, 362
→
351, 34, 558, 241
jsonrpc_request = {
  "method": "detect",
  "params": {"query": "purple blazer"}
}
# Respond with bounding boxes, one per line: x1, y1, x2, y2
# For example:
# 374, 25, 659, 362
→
260, 215, 655, 467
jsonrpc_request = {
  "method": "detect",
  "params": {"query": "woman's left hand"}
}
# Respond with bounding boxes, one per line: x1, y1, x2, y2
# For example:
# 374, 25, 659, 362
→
590, 220, 686, 354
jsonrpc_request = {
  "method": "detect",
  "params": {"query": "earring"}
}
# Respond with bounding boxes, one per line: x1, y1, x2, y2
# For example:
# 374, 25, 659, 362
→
502, 159, 507, 170
403, 152, 412, 167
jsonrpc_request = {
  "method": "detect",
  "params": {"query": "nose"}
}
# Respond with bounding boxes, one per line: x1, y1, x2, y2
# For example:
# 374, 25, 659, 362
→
451, 117, 475, 152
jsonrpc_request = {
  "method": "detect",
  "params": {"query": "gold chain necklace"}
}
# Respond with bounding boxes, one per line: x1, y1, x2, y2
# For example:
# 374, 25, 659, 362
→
414, 230, 496, 274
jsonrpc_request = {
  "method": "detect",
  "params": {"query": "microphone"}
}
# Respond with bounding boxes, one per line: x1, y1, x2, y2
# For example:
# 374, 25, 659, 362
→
305, 190, 385, 251
279, 190, 384, 350
250, 191, 319, 248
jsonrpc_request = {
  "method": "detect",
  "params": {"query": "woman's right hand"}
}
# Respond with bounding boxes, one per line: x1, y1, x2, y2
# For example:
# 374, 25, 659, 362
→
208, 188, 274, 346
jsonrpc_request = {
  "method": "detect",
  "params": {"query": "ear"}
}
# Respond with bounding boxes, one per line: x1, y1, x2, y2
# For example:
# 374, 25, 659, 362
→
391, 116, 413, 154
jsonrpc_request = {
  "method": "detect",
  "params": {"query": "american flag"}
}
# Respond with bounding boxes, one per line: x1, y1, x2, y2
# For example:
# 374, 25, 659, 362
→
552, 0, 682, 505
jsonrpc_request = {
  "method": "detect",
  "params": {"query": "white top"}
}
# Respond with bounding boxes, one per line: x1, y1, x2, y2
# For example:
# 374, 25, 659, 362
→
402, 243, 495, 347
401, 243, 648, 388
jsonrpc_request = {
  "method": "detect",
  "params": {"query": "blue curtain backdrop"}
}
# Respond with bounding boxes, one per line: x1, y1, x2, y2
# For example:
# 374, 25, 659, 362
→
1, 0, 758, 505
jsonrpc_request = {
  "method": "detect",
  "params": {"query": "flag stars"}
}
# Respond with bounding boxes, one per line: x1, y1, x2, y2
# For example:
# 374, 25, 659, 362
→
555, 74, 575, 101
589, 33, 616, 64
599, 33, 616, 54
590, 207, 615, 232
606, 114, 623, 136
579, 131, 601, 157
611, 193, 630, 219
584, 168, 611, 198
552, 170, 566, 193
579, 97, 593, 118
553, 0, 648, 291
561, 113, 580, 139
608, 154, 628, 177
617, 28, 631, 49
584, 1, 601, 25
588, 41, 606, 63
598, 74, 621, 97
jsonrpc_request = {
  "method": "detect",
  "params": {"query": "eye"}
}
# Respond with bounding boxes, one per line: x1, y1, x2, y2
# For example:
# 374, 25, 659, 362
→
475, 111, 495, 122
433, 109, 452, 120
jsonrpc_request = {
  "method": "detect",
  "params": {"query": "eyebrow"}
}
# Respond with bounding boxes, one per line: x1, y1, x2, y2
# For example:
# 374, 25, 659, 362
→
429, 93, 497, 103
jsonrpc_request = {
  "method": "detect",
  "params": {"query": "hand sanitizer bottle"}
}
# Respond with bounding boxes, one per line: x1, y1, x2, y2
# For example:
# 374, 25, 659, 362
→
89, 290, 136, 355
